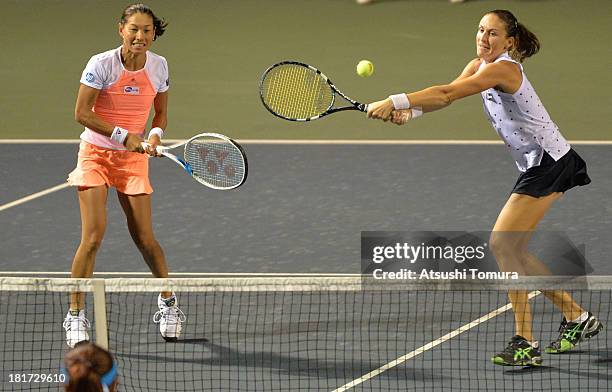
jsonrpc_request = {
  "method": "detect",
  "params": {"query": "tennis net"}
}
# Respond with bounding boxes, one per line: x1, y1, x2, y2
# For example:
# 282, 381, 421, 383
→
0, 276, 609, 391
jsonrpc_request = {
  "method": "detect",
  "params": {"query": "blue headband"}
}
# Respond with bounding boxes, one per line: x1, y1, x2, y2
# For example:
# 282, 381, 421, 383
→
61, 362, 118, 391
100, 363, 118, 388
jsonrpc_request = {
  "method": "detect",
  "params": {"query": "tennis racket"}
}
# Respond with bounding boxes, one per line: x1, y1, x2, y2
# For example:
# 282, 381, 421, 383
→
259, 61, 368, 121
144, 133, 248, 190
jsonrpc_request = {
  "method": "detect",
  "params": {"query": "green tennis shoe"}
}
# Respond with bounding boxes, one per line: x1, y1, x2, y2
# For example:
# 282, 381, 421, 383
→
545, 312, 603, 354
492, 335, 543, 366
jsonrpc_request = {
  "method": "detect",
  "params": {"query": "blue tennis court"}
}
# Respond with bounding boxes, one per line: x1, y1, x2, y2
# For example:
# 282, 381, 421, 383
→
1, 142, 610, 391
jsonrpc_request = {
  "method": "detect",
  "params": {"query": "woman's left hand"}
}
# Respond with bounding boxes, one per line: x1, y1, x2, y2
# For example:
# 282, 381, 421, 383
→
145, 134, 162, 157
366, 98, 394, 121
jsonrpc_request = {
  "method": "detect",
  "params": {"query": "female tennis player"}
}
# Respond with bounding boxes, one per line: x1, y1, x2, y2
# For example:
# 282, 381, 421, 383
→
64, 3, 185, 348
63, 343, 119, 392
367, 9, 602, 366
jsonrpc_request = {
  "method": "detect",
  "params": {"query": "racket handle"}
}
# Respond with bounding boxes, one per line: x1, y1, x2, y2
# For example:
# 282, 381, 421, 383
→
141, 142, 169, 155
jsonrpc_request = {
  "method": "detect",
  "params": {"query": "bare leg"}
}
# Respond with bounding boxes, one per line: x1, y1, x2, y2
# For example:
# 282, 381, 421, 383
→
70, 186, 108, 310
490, 192, 583, 341
522, 252, 585, 321
117, 192, 172, 298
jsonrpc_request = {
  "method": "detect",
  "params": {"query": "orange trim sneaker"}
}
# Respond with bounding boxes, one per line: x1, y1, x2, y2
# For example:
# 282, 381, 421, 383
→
153, 293, 186, 342
63, 309, 90, 348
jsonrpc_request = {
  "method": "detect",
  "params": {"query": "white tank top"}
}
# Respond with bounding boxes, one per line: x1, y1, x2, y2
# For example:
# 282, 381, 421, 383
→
479, 52, 570, 172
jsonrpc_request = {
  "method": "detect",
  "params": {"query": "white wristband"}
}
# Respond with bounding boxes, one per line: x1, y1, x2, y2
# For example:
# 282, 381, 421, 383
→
389, 93, 411, 110
410, 107, 423, 120
110, 126, 129, 145
148, 127, 164, 140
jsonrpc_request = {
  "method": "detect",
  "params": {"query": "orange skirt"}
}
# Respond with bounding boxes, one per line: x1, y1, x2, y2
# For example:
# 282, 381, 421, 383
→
68, 141, 153, 195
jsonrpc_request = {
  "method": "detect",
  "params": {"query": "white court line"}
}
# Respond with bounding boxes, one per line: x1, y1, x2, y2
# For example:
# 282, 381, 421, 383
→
241, 140, 505, 145
238, 140, 612, 145
0, 139, 81, 144
332, 291, 541, 392
0, 139, 504, 145
1, 139, 612, 145
0, 271, 361, 277
0, 183, 70, 213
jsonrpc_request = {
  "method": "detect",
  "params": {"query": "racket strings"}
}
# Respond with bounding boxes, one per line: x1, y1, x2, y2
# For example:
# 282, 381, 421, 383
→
184, 137, 245, 189
261, 64, 333, 119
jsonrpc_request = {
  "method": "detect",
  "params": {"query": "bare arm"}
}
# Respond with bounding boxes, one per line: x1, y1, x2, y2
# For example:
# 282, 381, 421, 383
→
151, 91, 168, 132
367, 60, 520, 121
74, 84, 143, 152
451, 58, 482, 83
407, 61, 517, 112
145, 91, 168, 155
74, 84, 111, 135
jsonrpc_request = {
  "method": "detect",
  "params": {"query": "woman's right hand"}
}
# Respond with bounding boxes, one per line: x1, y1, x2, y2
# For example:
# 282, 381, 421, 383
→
124, 133, 145, 153
390, 110, 411, 125
366, 98, 394, 121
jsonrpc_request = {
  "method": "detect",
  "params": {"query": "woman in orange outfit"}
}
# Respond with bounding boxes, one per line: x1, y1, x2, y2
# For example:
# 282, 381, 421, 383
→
64, 3, 184, 348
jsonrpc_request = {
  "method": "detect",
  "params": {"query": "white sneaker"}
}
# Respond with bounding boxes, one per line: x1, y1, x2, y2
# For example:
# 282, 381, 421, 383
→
153, 294, 186, 342
63, 310, 90, 348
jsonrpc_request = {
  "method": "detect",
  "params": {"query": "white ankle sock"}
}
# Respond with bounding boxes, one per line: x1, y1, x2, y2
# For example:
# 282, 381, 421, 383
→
571, 311, 589, 323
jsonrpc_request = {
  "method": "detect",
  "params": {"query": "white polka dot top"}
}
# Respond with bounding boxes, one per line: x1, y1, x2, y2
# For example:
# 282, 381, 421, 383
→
479, 52, 570, 172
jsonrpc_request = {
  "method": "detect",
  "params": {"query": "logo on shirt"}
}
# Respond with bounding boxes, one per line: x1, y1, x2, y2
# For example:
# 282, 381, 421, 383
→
485, 92, 499, 104
124, 86, 140, 95
85, 73, 95, 83
165, 78, 169, 87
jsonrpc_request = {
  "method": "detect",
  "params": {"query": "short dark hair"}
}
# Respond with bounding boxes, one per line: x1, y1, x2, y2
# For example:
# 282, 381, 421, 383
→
487, 10, 540, 63
64, 343, 115, 392
120, 3, 168, 41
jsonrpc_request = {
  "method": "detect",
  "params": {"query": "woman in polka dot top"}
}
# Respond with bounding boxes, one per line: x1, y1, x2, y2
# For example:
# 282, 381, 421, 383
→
366, 9, 600, 367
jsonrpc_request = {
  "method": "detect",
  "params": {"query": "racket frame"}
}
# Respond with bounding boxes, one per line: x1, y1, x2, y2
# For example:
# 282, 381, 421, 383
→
145, 132, 248, 190
155, 145, 193, 175
259, 60, 368, 122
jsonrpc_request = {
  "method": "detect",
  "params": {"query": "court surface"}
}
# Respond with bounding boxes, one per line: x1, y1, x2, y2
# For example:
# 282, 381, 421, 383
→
2, 143, 611, 274
1, 142, 610, 391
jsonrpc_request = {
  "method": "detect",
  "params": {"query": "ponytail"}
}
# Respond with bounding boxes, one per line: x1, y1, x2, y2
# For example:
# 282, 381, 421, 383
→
64, 343, 116, 392
512, 22, 540, 62
488, 10, 540, 62
66, 370, 104, 392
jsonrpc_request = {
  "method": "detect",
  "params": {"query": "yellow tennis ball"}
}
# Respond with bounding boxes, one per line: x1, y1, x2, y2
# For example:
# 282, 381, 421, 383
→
356, 60, 374, 77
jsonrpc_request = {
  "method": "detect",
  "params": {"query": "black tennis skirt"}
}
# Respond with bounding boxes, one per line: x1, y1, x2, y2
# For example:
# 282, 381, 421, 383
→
512, 149, 591, 197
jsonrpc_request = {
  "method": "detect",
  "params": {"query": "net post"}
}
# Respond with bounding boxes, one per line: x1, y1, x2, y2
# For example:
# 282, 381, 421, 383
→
92, 279, 109, 350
